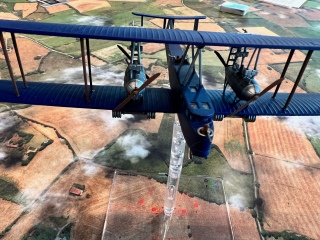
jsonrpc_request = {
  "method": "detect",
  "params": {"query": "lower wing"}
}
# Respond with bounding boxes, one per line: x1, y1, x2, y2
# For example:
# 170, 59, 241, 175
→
0, 80, 176, 113
208, 90, 320, 117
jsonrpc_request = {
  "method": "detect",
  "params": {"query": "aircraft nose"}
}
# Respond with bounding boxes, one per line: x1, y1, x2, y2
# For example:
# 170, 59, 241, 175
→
126, 79, 143, 93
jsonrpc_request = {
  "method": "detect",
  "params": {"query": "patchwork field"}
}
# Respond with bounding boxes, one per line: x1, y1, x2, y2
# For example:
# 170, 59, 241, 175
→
0, 0, 319, 239
248, 117, 320, 238
105, 174, 234, 239
0, 120, 74, 204
0, 37, 50, 77
214, 118, 251, 173
17, 107, 164, 158
3, 159, 111, 240
45, 4, 71, 14
67, 0, 111, 13
0, 199, 24, 233
14, 3, 38, 18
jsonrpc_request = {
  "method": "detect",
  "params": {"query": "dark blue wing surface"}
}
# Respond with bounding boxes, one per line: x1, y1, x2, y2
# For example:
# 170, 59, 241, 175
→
1, 19, 320, 50
208, 90, 320, 117
0, 80, 176, 113
200, 32, 320, 50
0, 20, 204, 45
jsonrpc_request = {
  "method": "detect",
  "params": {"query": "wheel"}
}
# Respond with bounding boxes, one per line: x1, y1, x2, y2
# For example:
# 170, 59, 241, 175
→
147, 112, 155, 119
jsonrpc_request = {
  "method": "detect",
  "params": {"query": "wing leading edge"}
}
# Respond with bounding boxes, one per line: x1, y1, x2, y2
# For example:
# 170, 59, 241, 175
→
0, 80, 176, 113
208, 90, 320, 117
0, 19, 320, 50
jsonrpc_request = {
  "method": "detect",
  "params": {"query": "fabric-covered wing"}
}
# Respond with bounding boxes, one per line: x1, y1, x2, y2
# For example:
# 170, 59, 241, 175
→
0, 19, 204, 45
1, 19, 320, 50
208, 90, 320, 117
0, 80, 176, 113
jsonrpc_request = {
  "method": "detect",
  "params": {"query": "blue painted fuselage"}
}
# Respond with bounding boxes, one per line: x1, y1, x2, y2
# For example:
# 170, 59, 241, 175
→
166, 44, 214, 158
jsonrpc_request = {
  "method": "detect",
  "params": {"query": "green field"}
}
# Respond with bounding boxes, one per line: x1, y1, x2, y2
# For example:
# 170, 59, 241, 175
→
22, 224, 57, 240
0, 177, 19, 203
182, 146, 254, 208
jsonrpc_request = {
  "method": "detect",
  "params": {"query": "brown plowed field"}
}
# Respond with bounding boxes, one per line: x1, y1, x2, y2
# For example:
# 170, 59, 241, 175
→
154, 0, 182, 7
45, 4, 70, 14
67, 0, 111, 13
249, 117, 319, 164
229, 206, 260, 240
0, 37, 50, 76
0, 12, 19, 20
255, 155, 320, 239
14, 3, 38, 18
0, 121, 74, 203
105, 174, 234, 239
3, 159, 111, 240
214, 118, 251, 173
142, 43, 164, 54
0, 199, 24, 233
249, 117, 320, 238
17, 107, 164, 158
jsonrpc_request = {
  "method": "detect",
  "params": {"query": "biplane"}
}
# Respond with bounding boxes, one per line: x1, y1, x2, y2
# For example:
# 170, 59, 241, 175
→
0, 12, 320, 159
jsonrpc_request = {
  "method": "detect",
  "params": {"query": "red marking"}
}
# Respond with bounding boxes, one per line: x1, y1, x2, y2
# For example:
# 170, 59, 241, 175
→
194, 203, 199, 208
152, 207, 157, 212
139, 199, 144, 205
181, 209, 187, 215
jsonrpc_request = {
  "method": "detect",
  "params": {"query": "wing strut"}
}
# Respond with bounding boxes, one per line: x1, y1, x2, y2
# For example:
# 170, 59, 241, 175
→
80, 38, 89, 102
182, 46, 203, 86
283, 50, 313, 110
0, 32, 19, 96
11, 33, 27, 88
80, 38, 93, 103
272, 49, 295, 98
86, 38, 93, 92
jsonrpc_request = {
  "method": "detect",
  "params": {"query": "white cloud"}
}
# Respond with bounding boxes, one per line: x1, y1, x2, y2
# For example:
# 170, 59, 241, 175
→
0, 152, 6, 160
76, 16, 106, 26
45, 66, 125, 86
284, 116, 320, 138
117, 131, 151, 164
82, 163, 99, 176
228, 193, 245, 208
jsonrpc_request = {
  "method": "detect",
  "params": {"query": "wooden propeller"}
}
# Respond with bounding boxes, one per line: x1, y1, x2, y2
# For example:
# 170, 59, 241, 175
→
228, 77, 285, 117
114, 72, 160, 111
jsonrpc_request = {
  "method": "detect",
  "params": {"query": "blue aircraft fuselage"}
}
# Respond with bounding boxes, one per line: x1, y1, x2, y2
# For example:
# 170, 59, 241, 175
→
166, 44, 214, 158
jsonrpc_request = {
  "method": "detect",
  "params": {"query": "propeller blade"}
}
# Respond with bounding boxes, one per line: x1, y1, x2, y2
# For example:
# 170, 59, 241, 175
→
113, 73, 160, 111
214, 51, 227, 67
117, 45, 131, 61
137, 72, 160, 92
114, 90, 138, 112
228, 77, 285, 117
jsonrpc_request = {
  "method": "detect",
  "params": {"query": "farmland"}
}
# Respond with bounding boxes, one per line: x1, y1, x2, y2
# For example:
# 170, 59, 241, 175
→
0, 0, 319, 239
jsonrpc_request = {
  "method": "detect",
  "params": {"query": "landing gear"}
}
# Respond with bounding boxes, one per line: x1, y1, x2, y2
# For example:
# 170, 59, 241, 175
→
188, 148, 193, 160
112, 111, 122, 118
147, 112, 156, 119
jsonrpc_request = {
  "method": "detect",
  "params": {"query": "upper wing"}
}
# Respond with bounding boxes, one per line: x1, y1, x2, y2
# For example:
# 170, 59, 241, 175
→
208, 90, 320, 117
0, 80, 176, 113
0, 19, 320, 50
